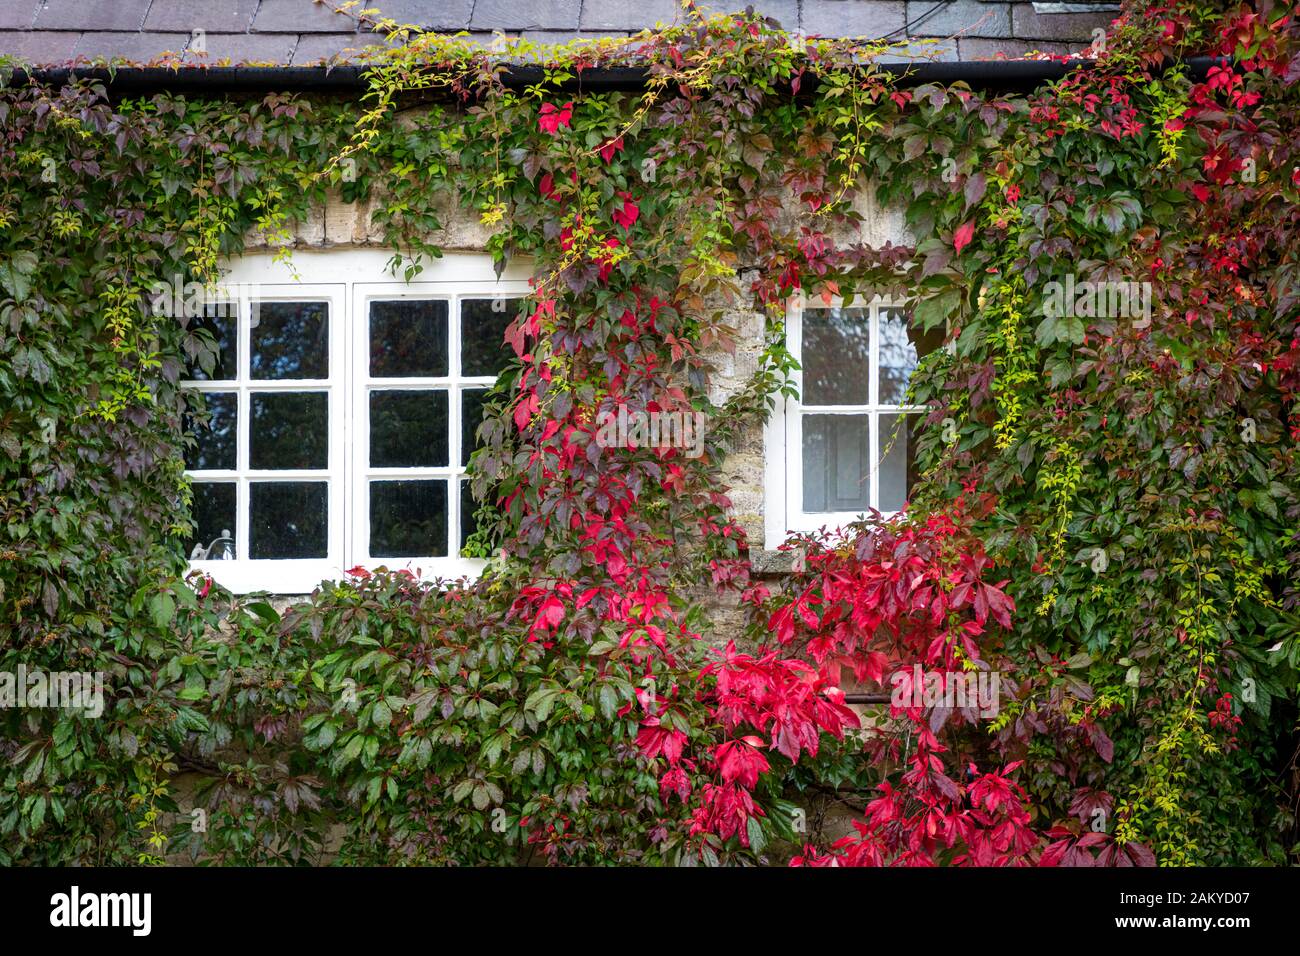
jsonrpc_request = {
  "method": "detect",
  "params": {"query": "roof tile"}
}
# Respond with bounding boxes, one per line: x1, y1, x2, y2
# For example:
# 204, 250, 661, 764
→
356, 0, 475, 32
34, 0, 153, 32
72, 31, 191, 62
186, 31, 300, 64
0, 29, 79, 64
290, 31, 386, 64
906, 1, 1011, 39
471, 0, 580, 32
252, 0, 357, 34
578, 0, 684, 32
1012, 2, 1116, 40
957, 35, 1078, 59
143, 0, 260, 34
0, 1, 40, 31
801, 0, 905, 37
695, 1, 799, 31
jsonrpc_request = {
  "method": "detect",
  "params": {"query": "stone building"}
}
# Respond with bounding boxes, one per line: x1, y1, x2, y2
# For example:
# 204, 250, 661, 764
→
0, 0, 1116, 604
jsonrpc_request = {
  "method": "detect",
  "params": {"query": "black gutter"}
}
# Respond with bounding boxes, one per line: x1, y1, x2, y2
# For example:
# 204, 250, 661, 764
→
2, 56, 1230, 97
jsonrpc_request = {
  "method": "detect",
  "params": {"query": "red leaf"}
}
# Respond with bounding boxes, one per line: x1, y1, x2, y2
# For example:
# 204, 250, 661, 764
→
953, 220, 976, 254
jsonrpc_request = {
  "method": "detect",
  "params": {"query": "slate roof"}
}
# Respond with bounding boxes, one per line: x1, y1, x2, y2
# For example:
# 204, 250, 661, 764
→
0, 0, 1118, 67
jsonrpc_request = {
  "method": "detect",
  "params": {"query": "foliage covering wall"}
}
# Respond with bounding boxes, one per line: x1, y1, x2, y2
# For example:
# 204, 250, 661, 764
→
1, 0, 1298, 865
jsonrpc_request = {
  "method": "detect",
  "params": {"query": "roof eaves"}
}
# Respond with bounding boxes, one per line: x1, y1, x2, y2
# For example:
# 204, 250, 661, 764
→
0, 56, 1229, 96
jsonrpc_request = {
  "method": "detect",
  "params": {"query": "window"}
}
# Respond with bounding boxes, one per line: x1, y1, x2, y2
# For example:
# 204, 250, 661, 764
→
182, 251, 530, 593
763, 295, 933, 549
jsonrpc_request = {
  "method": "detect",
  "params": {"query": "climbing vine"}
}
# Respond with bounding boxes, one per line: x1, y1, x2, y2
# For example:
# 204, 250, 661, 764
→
1, 0, 1298, 866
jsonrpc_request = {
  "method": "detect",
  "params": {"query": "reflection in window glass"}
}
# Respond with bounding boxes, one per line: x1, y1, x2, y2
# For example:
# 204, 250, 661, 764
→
460, 481, 479, 550
802, 307, 871, 406
460, 298, 518, 377
184, 309, 238, 381
249, 482, 328, 558
250, 392, 329, 470
369, 390, 448, 468
802, 414, 871, 513
370, 480, 448, 558
187, 482, 236, 560
877, 414, 916, 513
461, 388, 488, 467
369, 300, 449, 378
878, 308, 918, 404
251, 302, 329, 380
184, 392, 237, 470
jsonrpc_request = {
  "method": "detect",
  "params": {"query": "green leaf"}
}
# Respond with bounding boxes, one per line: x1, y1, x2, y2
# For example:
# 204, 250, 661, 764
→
525, 685, 560, 722
597, 684, 618, 720
451, 779, 474, 803
149, 592, 175, 629
746, 815, 767, 855
1034, 315, 1061, 347
913, 287, 961, 332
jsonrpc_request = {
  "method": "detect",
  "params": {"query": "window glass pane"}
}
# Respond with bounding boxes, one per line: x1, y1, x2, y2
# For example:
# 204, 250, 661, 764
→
184, 392, 237, 470
802, 413, 871, 513
250, 392, 328, 470
369, 300, 449, 378
369, 390, 448, 468
370, 479, 448, 558
460, 480, 479, 551
251, 301, 329, 380
249, 482, 328, 559
877, 413, 916, 513
461, 388, 487, 466
184, 309, 237, 381
460, 297, 518, 377
878, 307, 917, 405
802, 307, 870, 406
187, 482, 236, 560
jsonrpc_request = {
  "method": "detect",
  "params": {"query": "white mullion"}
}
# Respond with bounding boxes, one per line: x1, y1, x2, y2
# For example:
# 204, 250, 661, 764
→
355, 290, 372, 562
869, 303, 880, 511
365, 468, 457, 480
448, 297, 463, 558
869, 412, 880, 512
869, 302, 880, 410
327, 288, 344, 574
340, 282, 352, 569
363, 380, 452, 390
346, 285, 360, 568
243, 470, 334, 481
239, 378, 334, 391
236, 296, 251, 562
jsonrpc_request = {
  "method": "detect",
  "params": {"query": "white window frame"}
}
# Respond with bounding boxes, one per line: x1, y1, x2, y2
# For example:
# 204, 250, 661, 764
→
183, 250, 533, 593
763, 293, 923, 550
